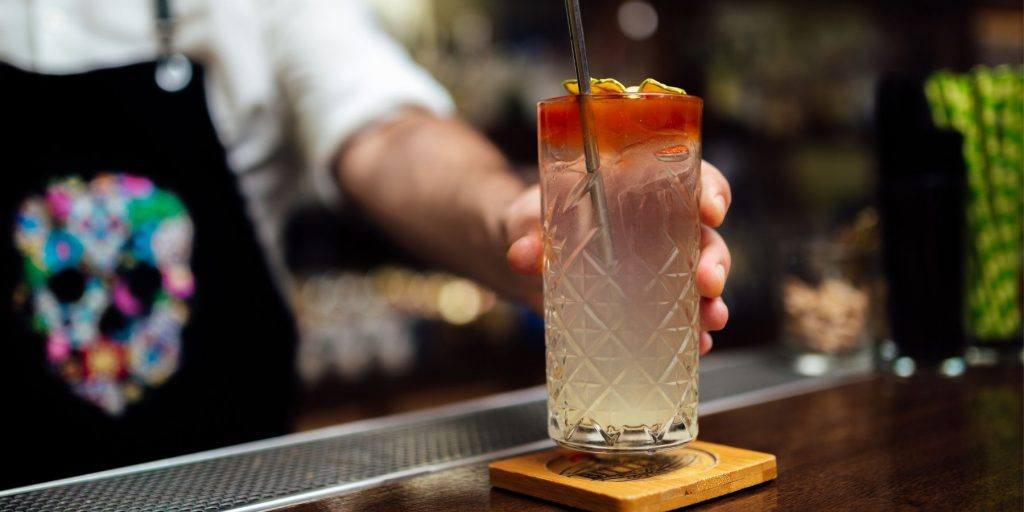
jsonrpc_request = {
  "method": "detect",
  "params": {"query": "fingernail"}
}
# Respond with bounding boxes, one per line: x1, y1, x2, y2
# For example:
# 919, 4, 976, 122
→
714, 195, 727, 219
714, 264, 726, 284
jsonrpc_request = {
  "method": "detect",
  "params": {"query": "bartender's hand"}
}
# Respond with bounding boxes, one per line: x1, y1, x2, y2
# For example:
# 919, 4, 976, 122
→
338, 110, 727, 356
504, 162, 731, 356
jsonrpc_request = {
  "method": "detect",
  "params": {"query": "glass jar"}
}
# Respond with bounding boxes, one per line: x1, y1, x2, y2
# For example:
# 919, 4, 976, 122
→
781, 239, 879, 376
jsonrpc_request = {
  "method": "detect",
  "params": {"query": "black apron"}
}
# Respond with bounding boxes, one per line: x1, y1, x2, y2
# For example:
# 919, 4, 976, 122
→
0, 4, 297, 489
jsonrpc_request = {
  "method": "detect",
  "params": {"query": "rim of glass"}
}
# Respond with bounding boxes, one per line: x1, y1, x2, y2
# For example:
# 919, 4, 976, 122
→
538, 92, 702, 106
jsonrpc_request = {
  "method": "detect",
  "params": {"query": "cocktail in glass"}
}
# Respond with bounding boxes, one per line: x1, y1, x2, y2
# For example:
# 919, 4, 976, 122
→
539, 92, 702, 452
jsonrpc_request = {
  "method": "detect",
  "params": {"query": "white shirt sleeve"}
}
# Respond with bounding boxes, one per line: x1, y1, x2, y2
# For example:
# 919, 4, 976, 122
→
258, 0, 455, 205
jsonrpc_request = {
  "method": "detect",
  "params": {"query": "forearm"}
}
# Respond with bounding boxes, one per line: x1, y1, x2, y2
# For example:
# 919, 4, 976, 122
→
336, 109, 534, 298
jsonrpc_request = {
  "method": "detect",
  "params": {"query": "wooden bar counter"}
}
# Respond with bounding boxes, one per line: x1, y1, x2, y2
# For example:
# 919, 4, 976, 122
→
285, 365, 1022, 511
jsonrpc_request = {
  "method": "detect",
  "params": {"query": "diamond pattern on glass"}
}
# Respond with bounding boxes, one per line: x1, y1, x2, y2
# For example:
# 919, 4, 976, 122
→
542, 139, 701, 452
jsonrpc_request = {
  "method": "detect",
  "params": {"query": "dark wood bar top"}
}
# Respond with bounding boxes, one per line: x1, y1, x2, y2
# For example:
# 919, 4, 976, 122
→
285, 366, 1022, 511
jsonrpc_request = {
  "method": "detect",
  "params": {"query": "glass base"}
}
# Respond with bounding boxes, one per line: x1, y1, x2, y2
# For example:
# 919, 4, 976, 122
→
554, 437, 695, 455
881, 354, 967, 378
548, 395, 699, 454
551, 421, 697, 454
789, 349, 873, 377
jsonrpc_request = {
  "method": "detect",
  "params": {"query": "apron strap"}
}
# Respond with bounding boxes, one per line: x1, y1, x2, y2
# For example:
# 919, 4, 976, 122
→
154, 0, 192, 92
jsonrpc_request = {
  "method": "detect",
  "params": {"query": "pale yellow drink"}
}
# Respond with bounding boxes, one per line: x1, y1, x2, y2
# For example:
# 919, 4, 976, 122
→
539, 92, 702, 452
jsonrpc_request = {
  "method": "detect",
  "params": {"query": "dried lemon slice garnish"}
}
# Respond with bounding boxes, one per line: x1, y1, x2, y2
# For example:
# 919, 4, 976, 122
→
563, 77, 686, 95
637, 78, 686, 94
562, 78, 626, 94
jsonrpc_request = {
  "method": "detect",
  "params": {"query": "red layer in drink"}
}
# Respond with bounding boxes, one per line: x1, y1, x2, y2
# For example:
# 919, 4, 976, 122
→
538, 93, 702, 153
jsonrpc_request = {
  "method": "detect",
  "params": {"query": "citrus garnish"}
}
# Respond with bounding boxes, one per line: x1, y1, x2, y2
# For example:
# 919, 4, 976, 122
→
562, 77, 686, 95
638, 78, 686, 94
562, 78, 627, 94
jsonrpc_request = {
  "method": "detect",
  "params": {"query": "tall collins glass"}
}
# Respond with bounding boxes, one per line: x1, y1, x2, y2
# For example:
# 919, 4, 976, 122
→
539, 92, 703, 453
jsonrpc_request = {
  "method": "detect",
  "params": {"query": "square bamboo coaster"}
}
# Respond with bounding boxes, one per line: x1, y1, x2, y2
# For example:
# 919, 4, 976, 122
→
489, 441, 776, 512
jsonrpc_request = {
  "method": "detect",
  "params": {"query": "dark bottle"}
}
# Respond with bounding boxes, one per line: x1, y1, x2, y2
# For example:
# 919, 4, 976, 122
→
876, 76, 966, 366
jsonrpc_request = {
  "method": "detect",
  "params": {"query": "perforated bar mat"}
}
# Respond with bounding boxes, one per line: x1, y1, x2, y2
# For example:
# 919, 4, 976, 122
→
0, 400, 547, 512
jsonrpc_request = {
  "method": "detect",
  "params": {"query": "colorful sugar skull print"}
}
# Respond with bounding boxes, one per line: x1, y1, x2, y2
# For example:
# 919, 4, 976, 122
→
13, 174, 195, 414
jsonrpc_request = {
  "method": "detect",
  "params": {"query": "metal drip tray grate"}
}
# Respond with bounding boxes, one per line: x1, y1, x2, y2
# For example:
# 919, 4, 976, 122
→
0, 398, 548, 512
0, 349, 864, 512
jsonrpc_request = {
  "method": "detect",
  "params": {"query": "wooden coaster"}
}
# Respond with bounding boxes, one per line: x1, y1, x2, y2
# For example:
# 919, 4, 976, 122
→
489, 441, 776, 512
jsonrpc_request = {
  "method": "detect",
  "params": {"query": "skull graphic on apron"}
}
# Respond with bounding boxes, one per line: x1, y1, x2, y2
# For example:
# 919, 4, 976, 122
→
14, 174, 195, 414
